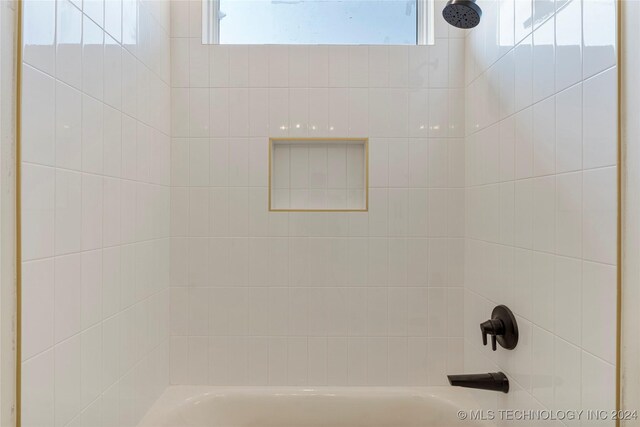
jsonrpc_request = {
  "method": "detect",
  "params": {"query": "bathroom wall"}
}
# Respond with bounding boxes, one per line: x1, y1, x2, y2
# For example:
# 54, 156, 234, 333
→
169, 1, 467, 386
464, 0, 618, 419
20, 0, 171, 426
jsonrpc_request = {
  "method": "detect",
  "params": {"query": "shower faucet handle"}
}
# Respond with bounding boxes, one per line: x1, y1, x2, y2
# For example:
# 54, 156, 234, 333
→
480, 319, 504, 351
480, 305, 519, 352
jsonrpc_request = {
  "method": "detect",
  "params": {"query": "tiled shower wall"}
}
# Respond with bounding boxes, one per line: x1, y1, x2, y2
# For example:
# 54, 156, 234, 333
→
169, 1, 467, 386
464, 0, 618, 420
20, 0, 171, 426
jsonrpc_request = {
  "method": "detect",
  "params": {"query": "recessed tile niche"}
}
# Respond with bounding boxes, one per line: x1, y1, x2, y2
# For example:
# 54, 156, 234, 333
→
269, 138, 368, 211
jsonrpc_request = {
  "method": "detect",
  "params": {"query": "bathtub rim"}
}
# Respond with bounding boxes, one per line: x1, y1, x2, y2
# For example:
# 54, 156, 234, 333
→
138, 385, 492, 427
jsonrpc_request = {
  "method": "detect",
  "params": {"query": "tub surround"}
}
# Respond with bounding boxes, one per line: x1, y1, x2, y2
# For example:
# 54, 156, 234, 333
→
20, 0, 172, 425
464, 0, 618, 420
169, 0, 467, 387
17, 0, 620, 425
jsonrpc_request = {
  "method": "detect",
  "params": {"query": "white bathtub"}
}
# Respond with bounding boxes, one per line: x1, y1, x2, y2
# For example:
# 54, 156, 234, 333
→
138, 386, 494, 427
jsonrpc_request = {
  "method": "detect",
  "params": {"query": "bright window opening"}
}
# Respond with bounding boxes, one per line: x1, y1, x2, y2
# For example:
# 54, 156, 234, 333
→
203, 0, 434, 45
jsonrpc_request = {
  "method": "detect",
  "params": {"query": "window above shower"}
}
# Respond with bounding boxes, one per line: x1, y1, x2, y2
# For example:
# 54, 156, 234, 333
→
203, 0, 434, 45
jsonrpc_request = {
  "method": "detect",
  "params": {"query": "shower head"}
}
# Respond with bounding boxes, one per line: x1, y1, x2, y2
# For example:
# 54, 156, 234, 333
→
442, 0, 482, 29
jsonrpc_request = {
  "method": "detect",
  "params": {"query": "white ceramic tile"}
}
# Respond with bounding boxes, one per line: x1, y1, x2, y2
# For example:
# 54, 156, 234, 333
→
23, 0, 55, 76
555, 172, 582, 258
555, 0, 582, 91
328, 46, 349, 87
210, 88, 230, 137
531, 326, 554, 408
287, 46, 308, 88
583, 167, 617, 264
187, 337, 208, 385
81, 250, 103, 329
79, 12, 615, 405
514, 107, 533, 179
532, 15, 555, 102
531, 251, 554, 332
171, 38, 190, 88
499, 116, 516, 181
56, 0, 83, 89
22, 259, 55, 360
22, 64, 55, 168
308, 88, 329, 135
366, 337, 388, 385
189, 37, 209, 88
514, 179, 533, 249
289, 89, 309, 137
514, 35, 533, 111
268, 47, 290, 88
328, 89, 348, 135
24, 1, 56, 74
553, 337, 581, 413
532, 176, 555, 253
308, 46, 329, 87
248, 89, 269, 137
348, 46, 369, 88
407, 337, 428, 385
388, 89, 409, 137
515, 0, 533, 42
22, 350, 55, 427
533, 97, 555, 176
81, 95, 104, 174
555, 83, 582, 173
188, 139, 210, 186
104, 0, 122, 42
269, 88, 289, 136
459, 0, 618, 415
583, 68, 617, 169
348, 89, 369, 136
449, 39, 465, 89
247, 45, 268, 87
581, 351, 616, 415
82, 16, 105, 101
368, 46, 389, 87
210, 46, 231, 88
81, 174, 104, 250
54, 255, 82, 342
389, 47, 409, 88
22, 164, 55, 261
268, 337, 288, 384
429, 39, 449, 88
229, 89, 250, 136
408, 46, 428, 88
388, 141, 409, 188
121, 50, 138, 118
54, 169, 81, 255
84, 0, 104, 26
582, 261, 616, 363
171, 88, 189, 137
101, 246, 121, 320
24, 0, 172, 417
55, 335, 81, 427
81, 325, 102, 407
189, 88, 210, 137
582, 0, 617, 79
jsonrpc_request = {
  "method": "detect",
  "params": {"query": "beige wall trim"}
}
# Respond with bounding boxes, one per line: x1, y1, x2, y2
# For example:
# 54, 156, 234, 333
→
621, 0, 640, 425
0, 0, 19, 426
616, 0, 622, 425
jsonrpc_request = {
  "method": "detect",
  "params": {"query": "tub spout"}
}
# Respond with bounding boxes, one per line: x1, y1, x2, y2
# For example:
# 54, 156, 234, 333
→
447, 372, 509, 393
